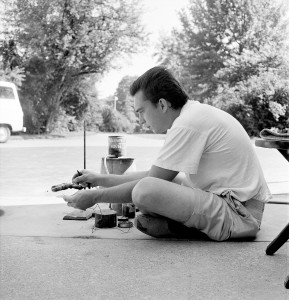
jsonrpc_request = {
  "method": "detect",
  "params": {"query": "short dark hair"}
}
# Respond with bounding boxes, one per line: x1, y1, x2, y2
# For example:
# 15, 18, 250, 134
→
129, 66, 189, 109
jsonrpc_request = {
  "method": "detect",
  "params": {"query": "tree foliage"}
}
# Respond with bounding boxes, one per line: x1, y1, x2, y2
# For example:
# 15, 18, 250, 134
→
224, 69, 289, 136
157, 0, 252, 98
0, 64, 25, 86
0, 0, 146, 133
115, 75, 138, 123
0, 40, 25, 86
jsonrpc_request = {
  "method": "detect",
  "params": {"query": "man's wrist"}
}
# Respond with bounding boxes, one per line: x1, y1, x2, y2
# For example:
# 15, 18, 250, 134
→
92, 188, 104, 204
96, 174, 106, 187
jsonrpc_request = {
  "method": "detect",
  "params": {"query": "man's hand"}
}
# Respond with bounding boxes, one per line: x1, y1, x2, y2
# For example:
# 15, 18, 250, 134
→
63, 189, 101, 210
72, 169, 99, 188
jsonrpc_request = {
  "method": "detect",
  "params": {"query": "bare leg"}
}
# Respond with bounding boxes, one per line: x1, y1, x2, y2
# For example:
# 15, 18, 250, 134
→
131, 177, 213, 239
132, 177, 198, 223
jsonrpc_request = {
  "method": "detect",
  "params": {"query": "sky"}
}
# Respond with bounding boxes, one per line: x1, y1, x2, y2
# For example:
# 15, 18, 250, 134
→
96, 0, 189, 98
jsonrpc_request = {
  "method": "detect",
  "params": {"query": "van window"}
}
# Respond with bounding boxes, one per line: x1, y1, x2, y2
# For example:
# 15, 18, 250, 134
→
0, 87, 15, 99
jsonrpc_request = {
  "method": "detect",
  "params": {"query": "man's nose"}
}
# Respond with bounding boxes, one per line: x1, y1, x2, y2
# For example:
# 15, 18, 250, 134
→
139, 115, 145, 125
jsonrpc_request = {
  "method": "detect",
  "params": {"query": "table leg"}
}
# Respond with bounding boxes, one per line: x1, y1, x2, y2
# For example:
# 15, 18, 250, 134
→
266, 223, 289, 255
285, 275, 289, 289
278, 149, 289, 161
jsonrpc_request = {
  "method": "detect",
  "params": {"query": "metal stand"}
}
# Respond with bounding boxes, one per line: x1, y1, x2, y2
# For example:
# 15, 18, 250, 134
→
266, 223, 289, 256
265, 223, 289, 289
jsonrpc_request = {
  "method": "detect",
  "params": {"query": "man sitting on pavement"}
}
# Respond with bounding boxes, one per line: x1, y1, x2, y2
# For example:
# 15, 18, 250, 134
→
63, 66, 271, 241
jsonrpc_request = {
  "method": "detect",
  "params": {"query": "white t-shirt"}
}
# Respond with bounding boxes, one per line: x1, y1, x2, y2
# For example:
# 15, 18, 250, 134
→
154, 101, 271, 202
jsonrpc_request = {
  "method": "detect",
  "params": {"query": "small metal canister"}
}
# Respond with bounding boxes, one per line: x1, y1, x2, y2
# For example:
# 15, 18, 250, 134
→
108, 136, 126, 158
122, 203, 136, 219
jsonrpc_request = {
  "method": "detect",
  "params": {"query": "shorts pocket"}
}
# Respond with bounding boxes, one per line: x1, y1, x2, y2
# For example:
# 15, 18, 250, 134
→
221, 192, 250, 219
233, 200, 251, 219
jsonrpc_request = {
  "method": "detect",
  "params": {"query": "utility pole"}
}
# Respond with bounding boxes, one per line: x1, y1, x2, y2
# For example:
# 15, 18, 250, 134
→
113, 95, 118, 111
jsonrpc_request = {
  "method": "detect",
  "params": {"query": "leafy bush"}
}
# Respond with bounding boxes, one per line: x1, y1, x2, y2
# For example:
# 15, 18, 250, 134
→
100, 106, 134, 133
221, 71, 289, 136
225, 104, 257, 136
49, 107, 80, 134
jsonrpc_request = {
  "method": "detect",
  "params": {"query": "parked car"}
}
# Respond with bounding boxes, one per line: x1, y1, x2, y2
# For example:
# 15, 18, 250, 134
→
0, 81, 26, 143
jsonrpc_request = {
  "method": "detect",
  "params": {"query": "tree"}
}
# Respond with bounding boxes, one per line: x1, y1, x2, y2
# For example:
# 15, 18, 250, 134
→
1, 0, 147, 133
157, 0, 253, 99
157, 0, 289, 100
115, 75, 138, 124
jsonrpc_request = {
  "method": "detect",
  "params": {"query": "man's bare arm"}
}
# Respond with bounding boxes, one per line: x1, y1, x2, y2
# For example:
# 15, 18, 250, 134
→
72, 170, 149, 188
148, 165, 179, 182
98, 170, 149, 187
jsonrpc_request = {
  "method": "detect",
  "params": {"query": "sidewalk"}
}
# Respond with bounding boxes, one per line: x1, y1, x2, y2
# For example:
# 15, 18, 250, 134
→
0, 134, 288, 299
0, 200, 288, 300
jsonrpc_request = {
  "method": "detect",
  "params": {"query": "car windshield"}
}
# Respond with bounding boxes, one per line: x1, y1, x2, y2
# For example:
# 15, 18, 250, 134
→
0, 87, 15, 99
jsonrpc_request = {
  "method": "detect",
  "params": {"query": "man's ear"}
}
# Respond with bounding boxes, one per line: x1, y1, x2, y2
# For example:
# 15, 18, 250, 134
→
159, 98, 168, 113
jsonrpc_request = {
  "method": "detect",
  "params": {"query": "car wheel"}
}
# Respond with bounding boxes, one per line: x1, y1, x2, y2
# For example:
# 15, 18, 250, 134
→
0, 125, 11, 143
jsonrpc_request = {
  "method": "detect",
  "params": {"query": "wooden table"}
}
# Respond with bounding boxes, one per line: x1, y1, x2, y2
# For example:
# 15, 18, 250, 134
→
255, 138, 289, 289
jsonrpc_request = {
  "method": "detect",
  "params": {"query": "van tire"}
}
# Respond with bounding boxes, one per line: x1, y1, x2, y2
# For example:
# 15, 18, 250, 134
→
0, 125, 11, 143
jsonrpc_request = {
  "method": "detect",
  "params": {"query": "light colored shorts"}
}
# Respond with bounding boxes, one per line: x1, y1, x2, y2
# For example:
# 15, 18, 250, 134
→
182, 189, 265, 241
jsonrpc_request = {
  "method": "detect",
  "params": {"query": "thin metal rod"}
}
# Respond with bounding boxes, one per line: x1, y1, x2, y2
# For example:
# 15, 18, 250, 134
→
84, 120, 86, 169
267, 201, 289, 205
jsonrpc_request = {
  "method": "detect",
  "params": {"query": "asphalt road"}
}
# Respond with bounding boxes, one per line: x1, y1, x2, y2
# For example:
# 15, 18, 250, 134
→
0, 133, 164, 205
0, 133, 288, 206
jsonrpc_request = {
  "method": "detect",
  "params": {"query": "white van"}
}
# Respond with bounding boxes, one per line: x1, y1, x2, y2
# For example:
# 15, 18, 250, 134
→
0, 81, 26, 143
